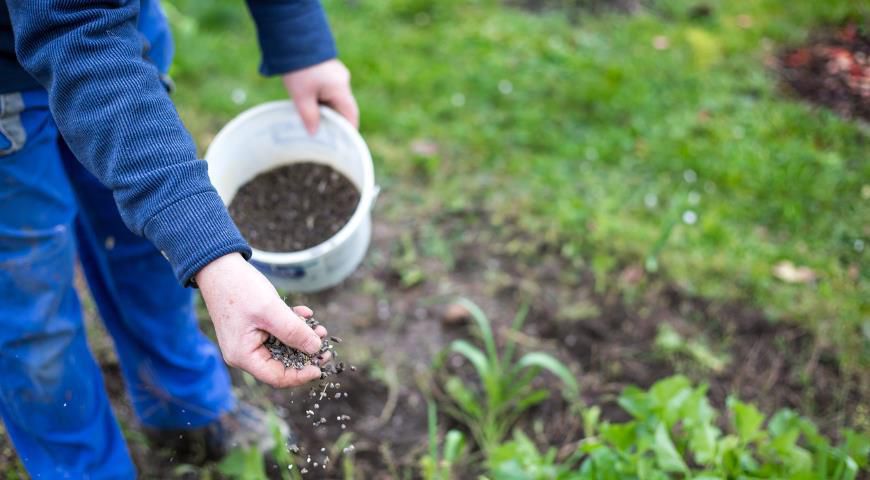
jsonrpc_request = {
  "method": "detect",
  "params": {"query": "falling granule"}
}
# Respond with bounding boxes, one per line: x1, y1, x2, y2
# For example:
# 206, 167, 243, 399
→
334, 392, 341, 399
301, 468, 308, 474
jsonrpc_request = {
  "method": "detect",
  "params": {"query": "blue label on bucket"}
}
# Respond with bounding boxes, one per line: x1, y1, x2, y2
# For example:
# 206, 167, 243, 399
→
252, 260, 310, 279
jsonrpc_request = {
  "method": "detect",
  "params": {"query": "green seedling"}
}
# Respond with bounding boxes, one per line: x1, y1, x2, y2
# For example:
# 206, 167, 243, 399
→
568, 375, 869, 479
420, 402, 468, 480
655, 323, 730, 373
436, 298, 580, 453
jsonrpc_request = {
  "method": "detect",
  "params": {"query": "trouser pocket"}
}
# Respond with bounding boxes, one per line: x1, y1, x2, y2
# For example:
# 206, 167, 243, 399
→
0, 93, 27, 156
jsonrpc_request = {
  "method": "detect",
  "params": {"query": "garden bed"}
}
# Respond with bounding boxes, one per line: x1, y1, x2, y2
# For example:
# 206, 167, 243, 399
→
1, 198, 863, 479
255, 197, 865, 478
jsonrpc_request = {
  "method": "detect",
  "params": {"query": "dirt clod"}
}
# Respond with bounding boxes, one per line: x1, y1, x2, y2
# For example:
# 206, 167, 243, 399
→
229, 162, 360, 252
442, 303, 472, 326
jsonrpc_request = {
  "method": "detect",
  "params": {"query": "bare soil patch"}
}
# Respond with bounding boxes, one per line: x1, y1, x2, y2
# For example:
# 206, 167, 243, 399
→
778, 23, 870, 121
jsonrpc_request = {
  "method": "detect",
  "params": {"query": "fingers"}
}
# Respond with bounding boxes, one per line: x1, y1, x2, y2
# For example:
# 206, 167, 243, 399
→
292, 305, 327, 337
241, 347, 322, 388
314, 350, 333, 366
262, 301, 322, 355
327, 89, 359, 130
292, 305, 314, 318
294, 92, 321, 135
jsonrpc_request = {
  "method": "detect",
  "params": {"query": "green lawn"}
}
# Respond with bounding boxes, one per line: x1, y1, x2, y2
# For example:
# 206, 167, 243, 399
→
165, 0, 868, 372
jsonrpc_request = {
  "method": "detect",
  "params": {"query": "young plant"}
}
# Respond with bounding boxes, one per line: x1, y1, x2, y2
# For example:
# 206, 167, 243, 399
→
420, 402, 468, 480
435, 298, 580, 453
216, 411, 302, 480
487, 430, 583, 480
575, 375, 869, 479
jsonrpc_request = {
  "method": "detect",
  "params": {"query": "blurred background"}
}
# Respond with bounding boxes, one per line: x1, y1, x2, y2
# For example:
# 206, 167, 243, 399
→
2, 0, 868, 478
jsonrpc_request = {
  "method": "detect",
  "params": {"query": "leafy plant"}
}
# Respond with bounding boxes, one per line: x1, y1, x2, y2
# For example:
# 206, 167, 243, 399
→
486, 376, 868, 479
576, 375, 867, 479
420, 402, 468, 480
654, 323, 730, 373
435, 298, 580, 452
217, 445, 266, 480
217, 410, 301, 480
487, 431, 583, 480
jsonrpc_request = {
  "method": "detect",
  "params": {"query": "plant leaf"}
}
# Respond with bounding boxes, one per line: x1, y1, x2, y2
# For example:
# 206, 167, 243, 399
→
503, 302, 530, 368
444, 376, 481, 418
517, 352, 579, 398
653, 423, 688, 473
843, 429, 870, 468
727, 396, 765, 443
456, 298, 499, 365
514, 388, 550, 413
443, 430, 466, 464
618, 386, 651, 420
450, 339, 499, 405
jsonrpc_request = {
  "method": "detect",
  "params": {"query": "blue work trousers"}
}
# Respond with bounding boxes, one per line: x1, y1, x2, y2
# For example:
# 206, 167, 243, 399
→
0, 89, 235, 478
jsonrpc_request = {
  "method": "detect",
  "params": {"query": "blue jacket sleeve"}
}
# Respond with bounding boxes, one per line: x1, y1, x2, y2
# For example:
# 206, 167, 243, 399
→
245, 0, 337, 75
7, 0, 251, 286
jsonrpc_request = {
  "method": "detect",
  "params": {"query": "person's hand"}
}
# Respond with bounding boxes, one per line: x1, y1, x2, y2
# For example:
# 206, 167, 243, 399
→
282, 58, 359, 135
196, 253, 328, 387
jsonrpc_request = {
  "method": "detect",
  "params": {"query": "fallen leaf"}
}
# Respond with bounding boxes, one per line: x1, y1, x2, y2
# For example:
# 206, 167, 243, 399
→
773, 261, 817, 284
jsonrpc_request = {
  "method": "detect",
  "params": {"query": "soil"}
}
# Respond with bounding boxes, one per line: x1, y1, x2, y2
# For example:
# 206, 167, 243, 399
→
261, 197, 866, 478
228, 162, 360, 252
1, 193, 864, 479
777, 23, 870, 121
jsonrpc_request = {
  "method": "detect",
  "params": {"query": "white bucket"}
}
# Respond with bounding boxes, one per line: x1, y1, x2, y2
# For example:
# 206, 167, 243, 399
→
205, 101, 377, 293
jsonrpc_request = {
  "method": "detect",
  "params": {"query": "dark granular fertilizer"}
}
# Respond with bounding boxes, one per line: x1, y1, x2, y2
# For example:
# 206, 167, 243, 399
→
229, 162, 360, 252
264, 317, 345, 378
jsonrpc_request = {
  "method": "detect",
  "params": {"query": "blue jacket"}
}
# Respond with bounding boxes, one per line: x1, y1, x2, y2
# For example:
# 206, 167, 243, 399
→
2, 0, 337, 285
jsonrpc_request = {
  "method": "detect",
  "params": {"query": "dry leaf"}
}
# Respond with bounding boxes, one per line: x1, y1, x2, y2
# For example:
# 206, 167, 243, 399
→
773, 260, 817, 284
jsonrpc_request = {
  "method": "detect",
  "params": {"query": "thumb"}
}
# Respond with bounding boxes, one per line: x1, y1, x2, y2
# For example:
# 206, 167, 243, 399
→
294, 92, 321, 136
262, 302, 322, 355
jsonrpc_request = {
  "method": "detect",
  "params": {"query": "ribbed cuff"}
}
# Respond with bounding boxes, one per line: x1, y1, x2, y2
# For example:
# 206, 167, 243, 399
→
247, 0, 338, 76
143, 191, 252, 286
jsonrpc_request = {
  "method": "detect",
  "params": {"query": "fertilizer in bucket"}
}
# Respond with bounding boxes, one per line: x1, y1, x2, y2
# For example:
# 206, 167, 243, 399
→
228, 162, 360, 252
205, 101, 377, 292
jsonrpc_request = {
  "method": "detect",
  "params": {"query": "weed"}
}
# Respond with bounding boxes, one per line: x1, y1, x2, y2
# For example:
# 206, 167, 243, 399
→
420, 402, 468, 480
434, 299, 579, 452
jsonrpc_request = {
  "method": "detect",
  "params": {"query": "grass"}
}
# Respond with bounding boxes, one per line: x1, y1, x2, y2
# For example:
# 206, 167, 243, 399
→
165, 0, 869, 373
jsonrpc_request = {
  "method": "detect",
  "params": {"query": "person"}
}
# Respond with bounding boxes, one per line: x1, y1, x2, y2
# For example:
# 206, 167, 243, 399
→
0, 0, 359, 476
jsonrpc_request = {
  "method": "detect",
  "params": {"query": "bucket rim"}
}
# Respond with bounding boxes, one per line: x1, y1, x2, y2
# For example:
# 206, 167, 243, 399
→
206, 100, 376, 265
